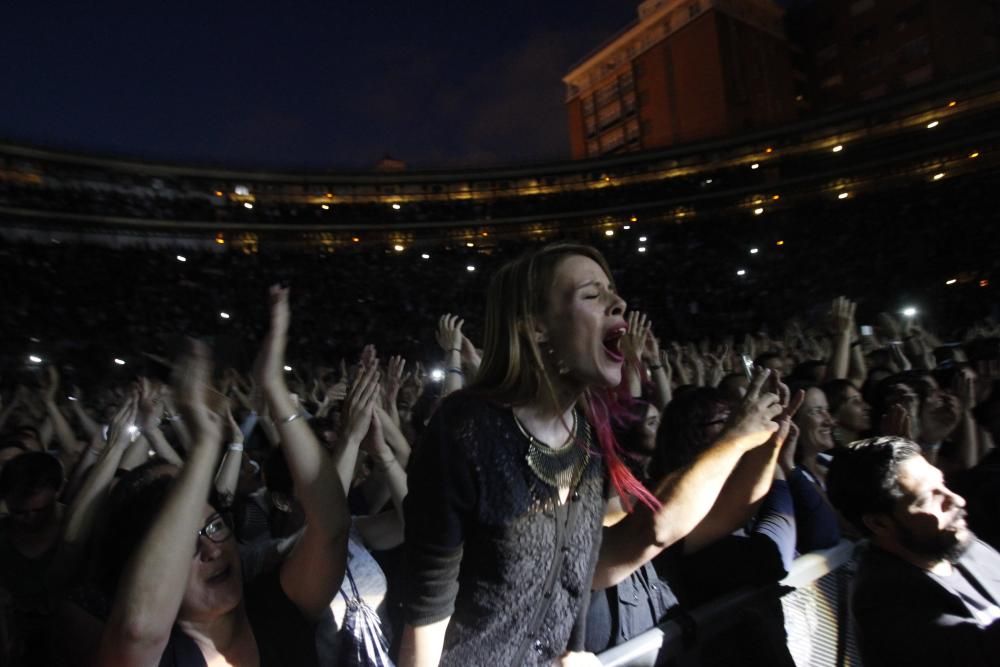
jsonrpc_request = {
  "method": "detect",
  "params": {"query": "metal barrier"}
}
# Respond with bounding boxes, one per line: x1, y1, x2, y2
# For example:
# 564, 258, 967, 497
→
598, 540, 861, 667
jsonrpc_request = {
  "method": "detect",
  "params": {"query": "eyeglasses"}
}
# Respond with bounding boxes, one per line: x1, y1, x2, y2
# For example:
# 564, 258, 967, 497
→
194, 513, 232, 556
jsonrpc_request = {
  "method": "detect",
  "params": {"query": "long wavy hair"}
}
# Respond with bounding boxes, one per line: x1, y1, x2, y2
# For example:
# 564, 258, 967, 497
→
468, 243, 660, 511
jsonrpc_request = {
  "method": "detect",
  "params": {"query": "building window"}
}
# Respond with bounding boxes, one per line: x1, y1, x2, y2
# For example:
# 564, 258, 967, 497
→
595, 83, 618, 109
601, 126, 626, 152
598, 101, 623, 128
625, 119, 641, 143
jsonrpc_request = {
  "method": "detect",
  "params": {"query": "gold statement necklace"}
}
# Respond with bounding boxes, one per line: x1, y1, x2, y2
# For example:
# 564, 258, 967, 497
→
514, 410, 591, 489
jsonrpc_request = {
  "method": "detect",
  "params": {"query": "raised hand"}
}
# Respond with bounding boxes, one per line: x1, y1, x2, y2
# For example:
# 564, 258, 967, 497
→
623, 311, 651, 364
173, 340, 223, 448
254, 285, 291, 390
436, 314, 464, 354
137, 377, 165, 432
880, 403, 913, 440
42, 365, 60, 404
106, 392, 139, 449
830, 296, 856, 336
383, 355, 407, 408
721, 368, 782, 451
341, 363, 381, 446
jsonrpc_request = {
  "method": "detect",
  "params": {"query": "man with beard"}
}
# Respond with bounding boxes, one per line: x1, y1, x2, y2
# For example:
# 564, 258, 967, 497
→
827, 437, 1000, 667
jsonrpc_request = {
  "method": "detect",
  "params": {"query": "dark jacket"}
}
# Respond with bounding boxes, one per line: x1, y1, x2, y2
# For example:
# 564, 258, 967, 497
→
851, 539, 1000, 667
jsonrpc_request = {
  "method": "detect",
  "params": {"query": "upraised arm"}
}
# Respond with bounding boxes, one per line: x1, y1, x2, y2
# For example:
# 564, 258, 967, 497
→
594, 369, 783, 589
256, 286, 350, 620
97, 341, 223, 667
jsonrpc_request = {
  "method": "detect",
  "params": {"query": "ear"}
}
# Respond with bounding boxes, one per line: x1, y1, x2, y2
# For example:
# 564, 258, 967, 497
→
520, 316, 549, 345
862, 512, 894, 540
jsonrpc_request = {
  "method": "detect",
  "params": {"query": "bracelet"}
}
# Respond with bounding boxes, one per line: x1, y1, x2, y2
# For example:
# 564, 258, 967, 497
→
227, 442, 244, 452
648, 364, 663, 371
446, 367, 464, 375
279, 412, 303, 424
448, 348, 461, 353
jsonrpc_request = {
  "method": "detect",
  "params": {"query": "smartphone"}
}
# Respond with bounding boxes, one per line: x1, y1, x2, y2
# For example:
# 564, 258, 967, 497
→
860, 325, 874, 336
740, 354, 754, 381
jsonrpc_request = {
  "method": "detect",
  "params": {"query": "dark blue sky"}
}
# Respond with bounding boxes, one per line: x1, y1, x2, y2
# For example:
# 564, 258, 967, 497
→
1, 2, 639, 169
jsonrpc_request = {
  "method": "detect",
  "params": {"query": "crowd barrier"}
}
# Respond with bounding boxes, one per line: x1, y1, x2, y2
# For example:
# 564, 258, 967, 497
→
598, 540, 862, 667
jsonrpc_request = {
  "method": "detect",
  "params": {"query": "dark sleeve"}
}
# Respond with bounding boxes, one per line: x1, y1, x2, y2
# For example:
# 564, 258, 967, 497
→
855, 599, 1000, 667
244, 569, 319, 666
788, 467, 841, 553
403, 397, 479, 626
569, 523, 603, 652
750, 479, 796, 575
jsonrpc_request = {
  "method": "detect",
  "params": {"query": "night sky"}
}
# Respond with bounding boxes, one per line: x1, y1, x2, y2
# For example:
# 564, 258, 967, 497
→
1, 2, 639, 170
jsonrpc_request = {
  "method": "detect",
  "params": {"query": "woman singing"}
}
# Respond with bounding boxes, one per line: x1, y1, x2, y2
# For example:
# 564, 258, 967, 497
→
401, 243, 785, 666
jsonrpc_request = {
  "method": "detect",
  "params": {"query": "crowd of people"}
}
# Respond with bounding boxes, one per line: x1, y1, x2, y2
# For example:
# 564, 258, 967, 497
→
1, 222, 1000, 665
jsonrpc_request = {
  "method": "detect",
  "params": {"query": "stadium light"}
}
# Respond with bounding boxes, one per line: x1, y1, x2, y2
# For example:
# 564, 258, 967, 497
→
605, 230, 614, 237
638, 246, 647, 253
623, 225, 631, 230
750, 163, 759, 170
832, 144, 843, 153
234, 185, 249, 196
776, 240, 785, 246
704, 179, 713, 184
176, 255, 186, 262
838, 192, 849, 200
750, 248, 759, 254
932, 172, 945, 181
243, 202, 253, 209
754, 207, 764, 215
114, 358, 126, 366
393, 244, 405, 252
639, 236, 647, 242
391, 203, 401, 210
219, 312, 230, 320
421, 253, 430, 259
969, 151, 980, 159
283, 365, 293, 372
430, 368, 445, 382
901, 307, 917, 318
926, 121, 939, 129
321, 204, 330, 210
28, 355, 42, 364
946, 279, 957, 285
466, 242, 475, 247
466, 265, 476, 272
352, 237, 360, 243
947, 100, 957, 107
630, 216, 638, 222
737, 269, 747, 276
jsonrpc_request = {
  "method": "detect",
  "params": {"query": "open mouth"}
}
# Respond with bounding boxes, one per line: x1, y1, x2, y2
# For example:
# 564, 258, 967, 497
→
206, 565, 232, 585
603, 326, 627, 363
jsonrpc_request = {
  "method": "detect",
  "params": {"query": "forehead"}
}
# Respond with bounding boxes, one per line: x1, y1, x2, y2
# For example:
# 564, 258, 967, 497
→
895, 456, 941, 500
803, 388, 828, 409
550, 254, 610, 290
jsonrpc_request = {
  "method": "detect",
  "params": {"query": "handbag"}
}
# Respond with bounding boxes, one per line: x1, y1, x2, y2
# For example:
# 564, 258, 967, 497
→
336, 567, 395, 667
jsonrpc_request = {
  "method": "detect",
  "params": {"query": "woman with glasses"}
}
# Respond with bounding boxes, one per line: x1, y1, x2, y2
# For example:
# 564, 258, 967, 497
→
96, 289, 352, 667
